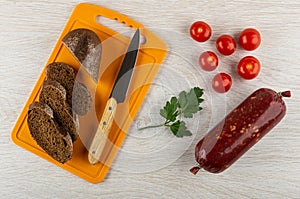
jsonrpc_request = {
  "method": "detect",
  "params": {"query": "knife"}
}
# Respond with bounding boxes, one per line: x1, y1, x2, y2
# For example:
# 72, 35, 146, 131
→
88, 29, 140, 165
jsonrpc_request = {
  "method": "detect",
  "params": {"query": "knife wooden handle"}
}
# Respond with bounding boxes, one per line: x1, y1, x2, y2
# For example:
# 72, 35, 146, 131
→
88, 98, 117, 165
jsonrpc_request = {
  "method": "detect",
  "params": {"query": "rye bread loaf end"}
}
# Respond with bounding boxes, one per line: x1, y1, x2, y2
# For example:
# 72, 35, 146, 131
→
27, 102, 73, 164
62, 28, 102, 82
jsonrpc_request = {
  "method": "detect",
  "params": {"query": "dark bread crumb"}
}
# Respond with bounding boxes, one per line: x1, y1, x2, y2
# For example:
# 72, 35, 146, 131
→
72, 82, 92, 115
62, 28, 102, 82
46, 62, 92, 115
39, 80, 79, 142
46, 62, 75, 106
27, 102, 73, 164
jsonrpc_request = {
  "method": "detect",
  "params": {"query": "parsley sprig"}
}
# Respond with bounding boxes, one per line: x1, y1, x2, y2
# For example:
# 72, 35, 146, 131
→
139, 87, 204, 137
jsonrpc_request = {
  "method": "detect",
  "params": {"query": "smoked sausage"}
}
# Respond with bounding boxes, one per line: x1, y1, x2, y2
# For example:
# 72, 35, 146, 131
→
190, 88, 291, 174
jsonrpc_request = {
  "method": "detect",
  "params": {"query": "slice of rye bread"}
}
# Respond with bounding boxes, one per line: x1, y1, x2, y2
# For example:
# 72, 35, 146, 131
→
27, 102, 73, 164
73, 81, 93, 115
46, 62, 92, 115
39, 80, 79, 141
62, 28, 102, 82
46, 62, 75, 106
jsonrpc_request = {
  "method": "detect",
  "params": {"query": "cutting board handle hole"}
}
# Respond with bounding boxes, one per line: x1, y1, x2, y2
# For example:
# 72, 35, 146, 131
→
96, 16, 146, 44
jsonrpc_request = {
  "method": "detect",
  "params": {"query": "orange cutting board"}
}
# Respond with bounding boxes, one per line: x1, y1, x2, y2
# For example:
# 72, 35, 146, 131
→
11, 3, 167, 184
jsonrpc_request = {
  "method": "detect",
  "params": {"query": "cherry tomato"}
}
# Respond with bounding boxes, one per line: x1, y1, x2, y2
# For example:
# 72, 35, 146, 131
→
239, 28, 261, 51
212, 73, 232, 93
199, 51, 219, 71
216, 35, 236, 56
237, 56, 261, 80
190, 21, 212, 42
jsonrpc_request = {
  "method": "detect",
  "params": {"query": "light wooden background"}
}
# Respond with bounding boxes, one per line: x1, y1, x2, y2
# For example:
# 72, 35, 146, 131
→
1, 0, 300, 198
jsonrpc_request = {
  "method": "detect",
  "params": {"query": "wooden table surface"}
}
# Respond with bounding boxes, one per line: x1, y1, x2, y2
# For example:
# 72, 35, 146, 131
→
1, 0, 300, 198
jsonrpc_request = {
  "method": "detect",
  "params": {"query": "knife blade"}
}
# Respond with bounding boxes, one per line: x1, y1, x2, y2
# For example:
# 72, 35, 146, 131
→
88, 29, 140, 165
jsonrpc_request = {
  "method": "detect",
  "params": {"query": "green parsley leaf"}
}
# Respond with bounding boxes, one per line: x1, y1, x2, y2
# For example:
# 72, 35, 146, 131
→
170, 121, 192, 137
159, 97, 179, 122
139, 87, 204, 138
178, 87, 204, 118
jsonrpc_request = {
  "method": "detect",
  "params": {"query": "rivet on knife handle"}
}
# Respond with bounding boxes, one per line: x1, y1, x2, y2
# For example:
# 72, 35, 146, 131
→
88, 98, 117, 165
